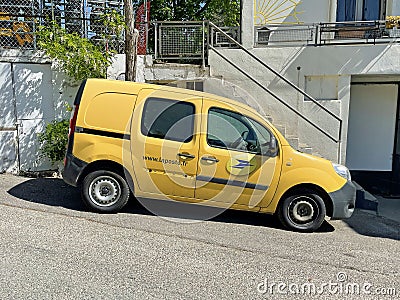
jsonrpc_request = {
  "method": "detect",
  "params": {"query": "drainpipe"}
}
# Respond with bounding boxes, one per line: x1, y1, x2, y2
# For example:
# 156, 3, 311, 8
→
329, 0, 337, 22
241, 0, 254, 49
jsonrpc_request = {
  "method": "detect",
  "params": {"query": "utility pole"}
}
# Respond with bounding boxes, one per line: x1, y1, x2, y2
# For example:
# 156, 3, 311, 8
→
124, 0, 139, 81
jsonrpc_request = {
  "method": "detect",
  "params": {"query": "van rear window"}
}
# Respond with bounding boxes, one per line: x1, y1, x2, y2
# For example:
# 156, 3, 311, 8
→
141, 97, 195, 143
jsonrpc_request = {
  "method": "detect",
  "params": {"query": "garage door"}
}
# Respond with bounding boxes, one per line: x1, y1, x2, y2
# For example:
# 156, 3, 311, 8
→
346, 84, 397, 171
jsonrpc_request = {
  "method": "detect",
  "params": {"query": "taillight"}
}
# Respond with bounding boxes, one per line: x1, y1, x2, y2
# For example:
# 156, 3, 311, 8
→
69, 105, 79, 138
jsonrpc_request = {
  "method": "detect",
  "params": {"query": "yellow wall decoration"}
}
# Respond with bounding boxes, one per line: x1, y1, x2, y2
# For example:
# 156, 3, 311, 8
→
254, 0, 303, 25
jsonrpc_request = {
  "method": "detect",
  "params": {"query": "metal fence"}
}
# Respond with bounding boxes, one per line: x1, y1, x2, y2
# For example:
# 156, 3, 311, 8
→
153, 21, 242, 64
255, 24, 315, 46
319, 21, 386, 44
211, 26, 240, 47
2, 2, 400, 58
255, 21, 398, 47
153, 20, 400, 63
0, 0, 124, 52
154, 21, 207, 65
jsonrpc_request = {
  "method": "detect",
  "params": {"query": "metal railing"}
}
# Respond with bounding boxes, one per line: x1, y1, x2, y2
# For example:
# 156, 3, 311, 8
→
153, 20, 399, 63
255, 20, 399, 46
319, 20, 386, 45
153, 21, 242, 65
154, 21, 207, 65
152, 21, 343, 159
208, 21, 343, 161
211, 26, 240, 47
255, 24, 315, 46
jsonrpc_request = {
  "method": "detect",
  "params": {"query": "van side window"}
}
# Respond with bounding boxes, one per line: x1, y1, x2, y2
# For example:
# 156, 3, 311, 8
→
207, 107, 276, 155
141, 97, 195, 143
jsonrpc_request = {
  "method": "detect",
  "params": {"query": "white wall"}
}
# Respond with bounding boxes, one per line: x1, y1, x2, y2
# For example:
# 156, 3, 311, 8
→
0, 50, 79, 173
107, 54, 210, 83
388, 0, 400, 15
207, 43, 400, 162
254, 0, 332, 26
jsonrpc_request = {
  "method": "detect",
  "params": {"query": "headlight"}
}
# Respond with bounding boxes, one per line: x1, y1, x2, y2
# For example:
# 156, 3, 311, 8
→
332, 163, 351, 181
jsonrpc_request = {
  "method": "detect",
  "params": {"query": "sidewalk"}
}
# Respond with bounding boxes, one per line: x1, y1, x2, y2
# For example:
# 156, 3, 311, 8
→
354, 181, 400, 224
375, 196, 400, 223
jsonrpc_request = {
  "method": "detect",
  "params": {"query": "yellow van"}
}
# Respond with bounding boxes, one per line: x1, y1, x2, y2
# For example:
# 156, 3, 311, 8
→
63, 79, 355, 232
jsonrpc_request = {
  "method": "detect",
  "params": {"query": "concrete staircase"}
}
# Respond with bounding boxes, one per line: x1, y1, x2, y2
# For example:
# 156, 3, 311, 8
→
203, 77, 321, 157
265, 115, 318, 156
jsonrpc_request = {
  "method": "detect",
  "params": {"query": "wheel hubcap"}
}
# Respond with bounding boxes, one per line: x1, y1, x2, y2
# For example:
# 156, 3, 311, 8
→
89, 176, 121, 207
288, 196, 319, 224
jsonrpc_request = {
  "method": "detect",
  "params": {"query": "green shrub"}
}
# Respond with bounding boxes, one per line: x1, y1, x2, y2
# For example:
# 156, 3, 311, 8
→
36, 11, 125, 165
38, 120, 70, 165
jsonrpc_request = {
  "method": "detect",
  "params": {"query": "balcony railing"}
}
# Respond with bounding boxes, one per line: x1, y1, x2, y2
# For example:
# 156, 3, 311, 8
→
255, 20, 399, 47
255, 24, 316, 46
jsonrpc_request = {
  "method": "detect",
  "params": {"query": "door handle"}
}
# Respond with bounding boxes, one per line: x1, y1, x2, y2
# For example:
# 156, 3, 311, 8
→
201, 156, 219, 163
178, 152, 195, 159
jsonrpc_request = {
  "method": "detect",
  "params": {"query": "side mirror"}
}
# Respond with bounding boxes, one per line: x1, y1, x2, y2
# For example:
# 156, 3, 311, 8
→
262, 137, 278, 157
269, 137, 279, 157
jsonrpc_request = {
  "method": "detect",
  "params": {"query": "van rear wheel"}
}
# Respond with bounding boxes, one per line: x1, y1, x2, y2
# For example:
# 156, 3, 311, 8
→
277, 189, 326, 232
81, 170, 129, 213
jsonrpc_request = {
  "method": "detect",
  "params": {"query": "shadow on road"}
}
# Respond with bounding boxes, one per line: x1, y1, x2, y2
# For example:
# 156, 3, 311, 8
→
7, 177, 334, 233
343, 210, 399, 241
7, 177, 84, 210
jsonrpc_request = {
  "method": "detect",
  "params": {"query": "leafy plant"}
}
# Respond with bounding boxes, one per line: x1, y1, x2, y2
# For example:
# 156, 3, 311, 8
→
38, 120, 70, 166
37, 11, 125, 165
386, 16, 400, 29
150, 0, 240, 26
36, 10, 125, 81
37, 21, 113, 80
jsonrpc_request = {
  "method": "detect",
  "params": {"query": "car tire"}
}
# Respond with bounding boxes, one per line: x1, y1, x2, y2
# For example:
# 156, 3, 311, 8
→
81, 170, 130, 213
277, 189, 326, 232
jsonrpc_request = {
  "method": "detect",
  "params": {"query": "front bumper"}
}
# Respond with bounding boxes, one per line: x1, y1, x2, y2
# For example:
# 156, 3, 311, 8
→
62, 153, 88, 187
329, 181, 356, 219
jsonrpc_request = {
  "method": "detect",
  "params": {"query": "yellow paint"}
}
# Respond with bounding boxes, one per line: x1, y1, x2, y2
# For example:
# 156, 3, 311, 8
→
71, 79, 348, 214
254, 0, 303, 25
226, 153, 257, 176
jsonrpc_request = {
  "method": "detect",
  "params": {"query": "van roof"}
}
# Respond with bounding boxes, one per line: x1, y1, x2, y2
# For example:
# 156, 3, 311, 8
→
85, 78, 264, 119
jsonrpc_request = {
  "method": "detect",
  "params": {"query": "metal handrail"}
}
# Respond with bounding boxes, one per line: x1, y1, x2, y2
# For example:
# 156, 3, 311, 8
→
208, 22, 343, 147
210, 22, 341, 124
209, 45, 339, 143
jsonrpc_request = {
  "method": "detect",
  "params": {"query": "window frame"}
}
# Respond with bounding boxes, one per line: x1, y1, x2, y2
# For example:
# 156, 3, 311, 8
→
206, 106, 277, 156
141, 97, 196, 143
337, 0, 386, 22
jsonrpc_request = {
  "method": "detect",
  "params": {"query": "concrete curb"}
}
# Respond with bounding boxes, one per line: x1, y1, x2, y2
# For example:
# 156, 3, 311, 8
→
354, 181, 378, 212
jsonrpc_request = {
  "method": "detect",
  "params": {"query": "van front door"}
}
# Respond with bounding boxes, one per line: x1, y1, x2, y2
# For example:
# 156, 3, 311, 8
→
195, 101, 280, 210
130, 89, 201, 199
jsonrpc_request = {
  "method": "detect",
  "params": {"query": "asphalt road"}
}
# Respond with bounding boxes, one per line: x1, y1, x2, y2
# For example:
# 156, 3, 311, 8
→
0, 174, 399, 299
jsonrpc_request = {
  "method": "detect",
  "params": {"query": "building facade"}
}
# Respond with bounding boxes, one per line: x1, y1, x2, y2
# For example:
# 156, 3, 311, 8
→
201, 0, 400, 194
1, 0, 400, 195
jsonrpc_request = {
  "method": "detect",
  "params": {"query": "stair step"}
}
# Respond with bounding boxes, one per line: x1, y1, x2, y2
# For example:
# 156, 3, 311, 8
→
264, 115, 274, 123
299, 146, 313, 154
353, 181, 378, 211
274, 124, 286, 136
286, 136, 299, 150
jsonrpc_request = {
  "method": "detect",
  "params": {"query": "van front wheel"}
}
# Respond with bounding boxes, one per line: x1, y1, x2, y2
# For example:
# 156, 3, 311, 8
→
277, 190, 326, 232
81, 170, 129, 213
